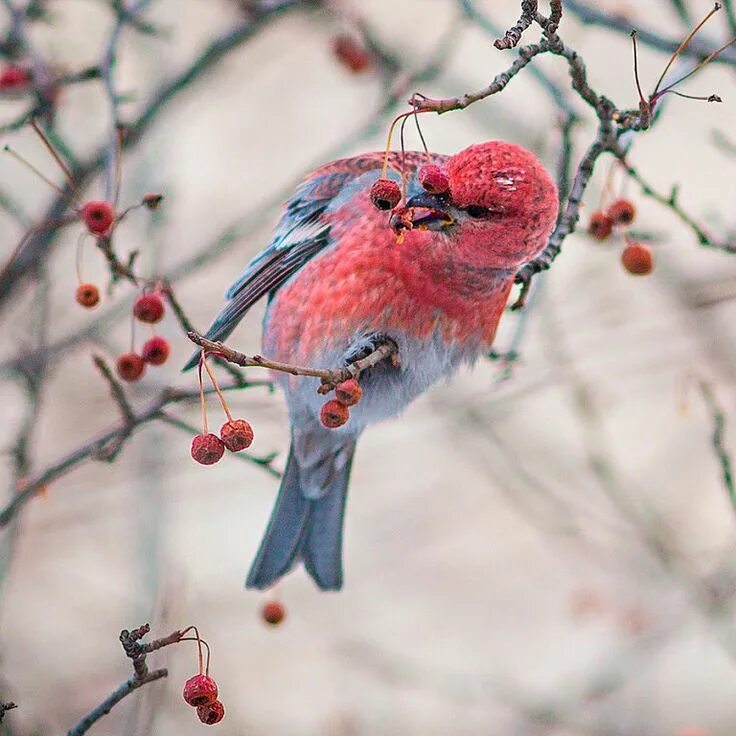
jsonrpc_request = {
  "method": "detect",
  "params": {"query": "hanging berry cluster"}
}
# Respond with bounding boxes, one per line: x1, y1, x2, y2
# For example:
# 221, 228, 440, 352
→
587, 197, 653, 276
115, 290, 171, 383
368, 109, 449, 237
319, 378, 363, 429
191, 351, 255, 466
180, 627, 225, 726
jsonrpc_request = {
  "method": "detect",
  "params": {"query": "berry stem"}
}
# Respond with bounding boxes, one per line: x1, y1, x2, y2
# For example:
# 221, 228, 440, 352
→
3, 145, 75, 204
179, 626, 211, 676
75, 231, 87, 285
29, 118, 83, 201
652, 3, 722, 96
198, 350, 209, 435
202, 354, 234, 422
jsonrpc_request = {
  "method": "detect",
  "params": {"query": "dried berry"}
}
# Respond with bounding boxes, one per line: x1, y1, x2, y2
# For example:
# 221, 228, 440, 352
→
588, 211, 613, 241
621, 242, 653, 275
142, 193, 164, 210
418, 164, 449, 195
81, 201, 114, 235
141, 336, 170, 366
370, 178, 401, 211
0, 65, 30, 92
335, 378, 362, 407
197, 700, 225, 725
191, 434, 225, 465
261, 600, 286, 626
116, 352, 146, 382
332, 34, 371, 74
183, 674, 218, 707
320, 399, 349, 429
607, 198, 636, 226
220, 419, 254, 452
75, 283, 100, 308
133, 292, 165, 323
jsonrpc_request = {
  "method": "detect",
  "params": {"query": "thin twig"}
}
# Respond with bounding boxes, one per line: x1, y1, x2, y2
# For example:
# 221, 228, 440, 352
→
187, 332, 398, 391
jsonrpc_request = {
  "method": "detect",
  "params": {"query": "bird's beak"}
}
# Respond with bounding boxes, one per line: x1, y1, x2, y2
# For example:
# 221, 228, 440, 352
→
389, 192, 454, 234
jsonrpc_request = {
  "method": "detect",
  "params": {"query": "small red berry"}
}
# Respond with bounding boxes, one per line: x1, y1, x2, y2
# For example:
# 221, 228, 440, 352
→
141, 336, 170, 365
220, 419, 254, 452
418, 164, 449, 195
332, 34, 371, 74
370, 178, 401, 211
183, 674, 218, 707
0, 65, 30, 92
191, 434, 225, 465
261, 600, 286, 626
588, 211, 613, 240
116, 352, 146, 382
607, 198, 636, 225
75, 283, 100, 308
133, 292, 165, 323
335, 378, 362, 407
621, 242, 653, 275
196, 700, 225, 725
81, 201, 115, 235
320, 399, 349, 429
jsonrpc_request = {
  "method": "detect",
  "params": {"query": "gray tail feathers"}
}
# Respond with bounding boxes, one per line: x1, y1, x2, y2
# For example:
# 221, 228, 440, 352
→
246, 437, 356, 591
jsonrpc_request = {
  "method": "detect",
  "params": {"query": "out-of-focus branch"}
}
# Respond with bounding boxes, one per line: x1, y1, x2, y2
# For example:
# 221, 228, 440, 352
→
0, 0, 309, 311
564, 0, 736, 68
699, 380, 736, 513
0, 380, 277, 529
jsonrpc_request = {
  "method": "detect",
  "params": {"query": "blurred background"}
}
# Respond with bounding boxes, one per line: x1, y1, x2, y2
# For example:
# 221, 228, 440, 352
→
1, 0, 736, 734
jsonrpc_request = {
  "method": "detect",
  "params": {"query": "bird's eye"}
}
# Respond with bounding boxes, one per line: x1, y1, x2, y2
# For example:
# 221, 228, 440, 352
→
466, 204, 491, 218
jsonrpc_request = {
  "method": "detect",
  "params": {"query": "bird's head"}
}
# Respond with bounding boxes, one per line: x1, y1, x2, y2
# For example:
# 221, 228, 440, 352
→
391, 141, 559, 271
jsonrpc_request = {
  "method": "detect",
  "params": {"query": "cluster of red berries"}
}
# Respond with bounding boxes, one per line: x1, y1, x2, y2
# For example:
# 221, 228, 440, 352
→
0, 64, 31, 93
180, 628, 224, 725
114, 291, 171, 382
191, 418, 254, 465
319, 378, 363, 429
587, 198, 653, 276
332, 34, 372, 74
183, 674, 224, 725
191, 355, 255, 465
261, 599, 286, 626
369, 163, 448, 212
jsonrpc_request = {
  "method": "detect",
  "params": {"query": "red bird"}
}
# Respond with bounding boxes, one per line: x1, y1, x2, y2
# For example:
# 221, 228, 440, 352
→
192, 141, 559, 591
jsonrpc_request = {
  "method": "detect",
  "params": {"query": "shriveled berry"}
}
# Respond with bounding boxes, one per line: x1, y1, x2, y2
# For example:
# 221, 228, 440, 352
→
370, 178, 401, 211
261, 600, 286, 626
607, 198, 636, 225
588, 211, 613, 240
75, 283, 100, 308
0, 65, 30, 92
183, 674, 218, 707
332, 34, 371, 74
418, 164, 449, 195
220, 419, 254, 452
81, 201, 114, 235
133, 292, 165, 323
141, 336, 170, 365
320, 399, 349, 429
335, 378, 362, 407
191, 434, 225, 465
142, 193, 164, 210
621, 242, 653, 275
197, 700, 225, 725
116, 352, 146, 382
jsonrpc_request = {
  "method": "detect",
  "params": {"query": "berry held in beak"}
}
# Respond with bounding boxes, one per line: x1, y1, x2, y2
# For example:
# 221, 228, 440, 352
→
389, 191, 454, 234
